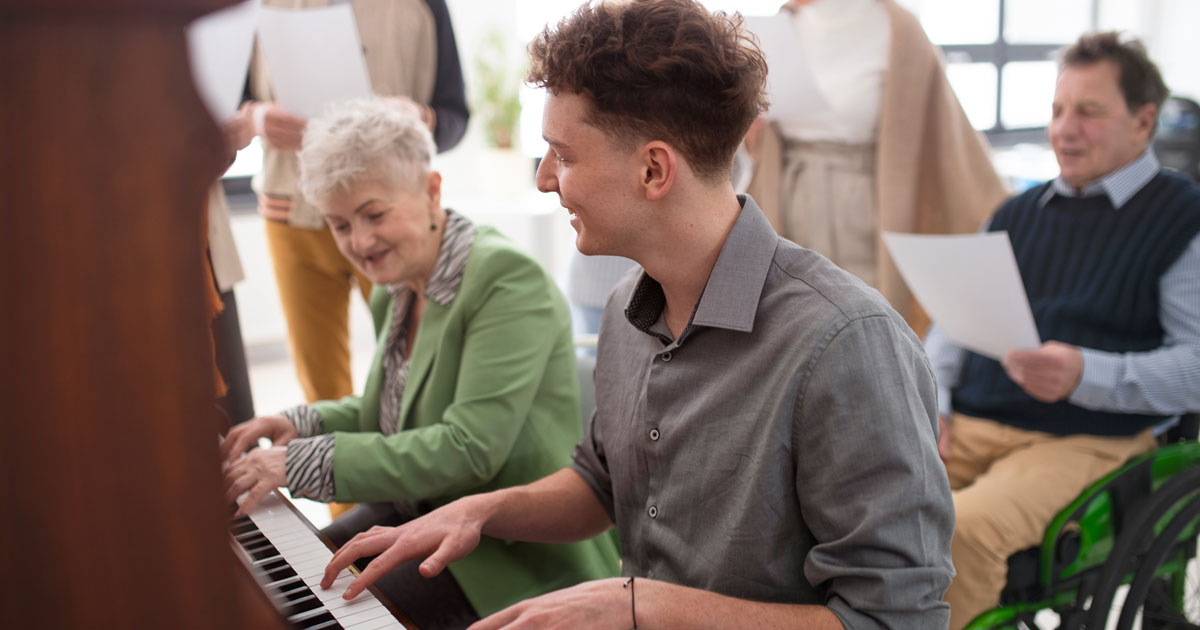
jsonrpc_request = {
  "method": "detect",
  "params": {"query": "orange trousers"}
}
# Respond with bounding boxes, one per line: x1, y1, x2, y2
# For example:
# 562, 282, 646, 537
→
263, 219, 370, 519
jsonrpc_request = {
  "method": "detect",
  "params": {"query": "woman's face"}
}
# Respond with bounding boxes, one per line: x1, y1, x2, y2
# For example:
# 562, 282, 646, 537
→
319, 171, 444, 288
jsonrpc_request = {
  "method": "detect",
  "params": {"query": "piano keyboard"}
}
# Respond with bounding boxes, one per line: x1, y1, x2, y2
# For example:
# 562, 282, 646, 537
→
231, 490, 410, 629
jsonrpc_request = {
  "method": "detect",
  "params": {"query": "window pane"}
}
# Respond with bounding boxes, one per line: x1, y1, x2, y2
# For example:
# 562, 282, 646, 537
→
1097, 0, 1143, 35
701, 0, 783, 17
903, 0, 999, 45
1001, 61, 1057, 128
1005, 0, 1093, 44
945, 62, 998, 130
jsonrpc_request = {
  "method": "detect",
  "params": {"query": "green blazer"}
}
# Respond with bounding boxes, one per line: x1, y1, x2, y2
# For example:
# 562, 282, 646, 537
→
312, 226, 619, 616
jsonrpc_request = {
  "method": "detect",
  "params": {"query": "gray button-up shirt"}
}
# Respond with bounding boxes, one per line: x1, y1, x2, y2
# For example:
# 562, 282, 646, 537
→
572, 197, 955, 630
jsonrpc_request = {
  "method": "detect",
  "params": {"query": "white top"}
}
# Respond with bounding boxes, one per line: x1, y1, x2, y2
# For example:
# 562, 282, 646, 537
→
775, 0, 889, 144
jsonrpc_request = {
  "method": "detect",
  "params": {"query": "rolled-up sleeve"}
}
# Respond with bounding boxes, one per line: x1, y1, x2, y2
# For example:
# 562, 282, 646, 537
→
796, 315, 955, 630
570, 409, 615, 522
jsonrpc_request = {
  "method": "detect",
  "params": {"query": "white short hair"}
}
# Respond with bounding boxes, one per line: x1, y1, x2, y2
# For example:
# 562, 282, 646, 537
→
298, 98, 436, 203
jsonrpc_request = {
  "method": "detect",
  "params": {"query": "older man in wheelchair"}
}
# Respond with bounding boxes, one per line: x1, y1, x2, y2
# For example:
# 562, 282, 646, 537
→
925, 32, 1200, 629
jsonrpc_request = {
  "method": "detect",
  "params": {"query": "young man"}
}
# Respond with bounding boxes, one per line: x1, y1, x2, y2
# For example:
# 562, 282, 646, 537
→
926, 32, 1200, 629
323, 2, 954, 628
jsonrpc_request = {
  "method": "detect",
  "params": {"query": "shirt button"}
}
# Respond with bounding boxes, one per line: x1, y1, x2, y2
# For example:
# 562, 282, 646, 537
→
660, 352, 672, 362
648, 505, 658, 518
649, 428, 660, 441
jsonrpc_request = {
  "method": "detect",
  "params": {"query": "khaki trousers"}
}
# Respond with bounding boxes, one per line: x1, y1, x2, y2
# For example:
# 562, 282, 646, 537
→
264, 220, 370, 519
779, 140, 878, 287
944, 413, 1157, 629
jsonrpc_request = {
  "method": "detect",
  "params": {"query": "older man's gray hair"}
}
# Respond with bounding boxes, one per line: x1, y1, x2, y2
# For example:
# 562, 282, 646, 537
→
298, 98, 436, 203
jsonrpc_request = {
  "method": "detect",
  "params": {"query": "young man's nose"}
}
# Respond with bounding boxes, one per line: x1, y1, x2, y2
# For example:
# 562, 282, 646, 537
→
535, 152, 558, 194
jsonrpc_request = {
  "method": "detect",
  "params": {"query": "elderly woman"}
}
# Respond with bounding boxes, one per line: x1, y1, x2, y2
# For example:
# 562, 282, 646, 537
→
221, 99, 619, 629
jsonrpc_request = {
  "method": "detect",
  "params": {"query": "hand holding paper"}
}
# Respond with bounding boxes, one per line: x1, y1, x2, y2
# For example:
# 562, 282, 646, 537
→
882, 232, 1041, 360
186, 0, 261, 122
1002, 341, 1084, 403
256, 4, 373, 119
256, 104, 307, 151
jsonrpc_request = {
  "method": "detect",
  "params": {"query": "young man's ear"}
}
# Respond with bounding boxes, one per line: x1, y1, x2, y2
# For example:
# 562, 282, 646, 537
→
640, 141, 677, 202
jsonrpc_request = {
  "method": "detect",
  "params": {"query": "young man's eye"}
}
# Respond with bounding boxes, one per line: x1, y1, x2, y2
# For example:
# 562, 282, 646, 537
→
332, 223, 350, 233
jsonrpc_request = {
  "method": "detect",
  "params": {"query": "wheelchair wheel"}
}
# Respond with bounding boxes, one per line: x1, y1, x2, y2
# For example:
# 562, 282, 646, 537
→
1113, 491, 1200, 629
1084, 466, 1200, 629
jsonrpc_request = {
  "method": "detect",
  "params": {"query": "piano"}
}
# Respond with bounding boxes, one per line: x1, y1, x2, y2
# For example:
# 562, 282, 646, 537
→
232, 491, 416, 630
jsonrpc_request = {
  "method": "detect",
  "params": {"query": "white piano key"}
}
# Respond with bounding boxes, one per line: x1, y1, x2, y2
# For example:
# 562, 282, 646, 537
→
314, 575, 356, 602
338, 605, 395, 627
238, 491, 404, 628
324, 593, 383, 615
352, 614, 409, 630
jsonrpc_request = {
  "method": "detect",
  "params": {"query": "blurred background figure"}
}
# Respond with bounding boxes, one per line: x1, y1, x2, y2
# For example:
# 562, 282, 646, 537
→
746, 0, 1009, 331
564, 252, 636, 339
244, 0, 468, 413
207, 103, 260, 426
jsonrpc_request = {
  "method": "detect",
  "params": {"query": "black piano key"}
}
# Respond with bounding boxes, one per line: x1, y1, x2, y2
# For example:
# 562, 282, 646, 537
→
230, 518, 257, 536
299, 613, 343, 629
258, 557, 291, 573
252, 553, 285, 567
289, 606, 339, 625
277, 582, 313, 601
263, 574, 305, 592
245, 541, 280, 561
281, 593, 323, 618
261, 562, 297, 583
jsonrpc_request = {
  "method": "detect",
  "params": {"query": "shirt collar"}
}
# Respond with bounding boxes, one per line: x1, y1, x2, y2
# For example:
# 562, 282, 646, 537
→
387, 209, 475, 307
623, 195, 777, 338
1038, 148, 1160, 210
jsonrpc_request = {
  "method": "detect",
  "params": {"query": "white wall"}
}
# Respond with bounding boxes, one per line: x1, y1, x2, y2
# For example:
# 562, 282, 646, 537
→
1143, 0, 1200, 102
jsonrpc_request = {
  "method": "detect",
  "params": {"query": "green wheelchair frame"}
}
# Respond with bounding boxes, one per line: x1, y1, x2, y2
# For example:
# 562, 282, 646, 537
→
965, 422, 1200, 630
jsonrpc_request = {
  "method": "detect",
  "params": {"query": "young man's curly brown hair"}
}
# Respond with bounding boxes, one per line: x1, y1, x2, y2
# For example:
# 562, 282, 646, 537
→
527, 0, 768, 182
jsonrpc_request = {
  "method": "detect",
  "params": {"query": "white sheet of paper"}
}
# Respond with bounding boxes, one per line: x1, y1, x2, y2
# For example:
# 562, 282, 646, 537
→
742, 12, 829, 120
186, 0, 261, 121
882, 232, 1041, 360
255, 4, 372, 118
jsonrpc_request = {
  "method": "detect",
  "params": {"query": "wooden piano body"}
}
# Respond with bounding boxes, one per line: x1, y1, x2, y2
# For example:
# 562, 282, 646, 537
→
0, 1, 411, 627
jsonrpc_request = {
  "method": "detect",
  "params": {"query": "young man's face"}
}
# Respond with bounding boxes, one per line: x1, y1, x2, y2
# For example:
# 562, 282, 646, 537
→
535, 91, 644, 257
1049, 60, 1156, 190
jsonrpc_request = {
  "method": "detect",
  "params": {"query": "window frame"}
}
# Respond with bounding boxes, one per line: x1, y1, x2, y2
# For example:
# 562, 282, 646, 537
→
938, 0, 1100, 146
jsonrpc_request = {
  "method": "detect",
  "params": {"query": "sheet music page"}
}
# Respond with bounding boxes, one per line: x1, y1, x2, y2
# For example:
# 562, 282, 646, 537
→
882, 232, 1042, 360
742, 12, 830, 120
256, 4, 373, 118
186, 0, 261, 121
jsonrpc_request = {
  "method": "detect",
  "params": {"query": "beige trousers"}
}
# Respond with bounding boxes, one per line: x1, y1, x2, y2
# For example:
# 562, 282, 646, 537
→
779, 140, 878, 287
944, 413, 1157, 629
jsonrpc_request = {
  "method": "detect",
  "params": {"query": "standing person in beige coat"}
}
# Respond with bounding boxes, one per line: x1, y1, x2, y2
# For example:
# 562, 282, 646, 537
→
243, 0, 468, 409
238, 0, 469, 520
746, 0, 1008, 332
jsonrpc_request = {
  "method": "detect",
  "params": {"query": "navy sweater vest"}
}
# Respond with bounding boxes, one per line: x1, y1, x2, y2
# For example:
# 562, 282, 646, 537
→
953, 171, 1200, 436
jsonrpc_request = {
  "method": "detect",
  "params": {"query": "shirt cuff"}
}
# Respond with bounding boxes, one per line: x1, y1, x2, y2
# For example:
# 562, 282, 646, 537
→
281, 404, 325, 438
1068, 348, 1121, 409
285, 435, 336, 502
